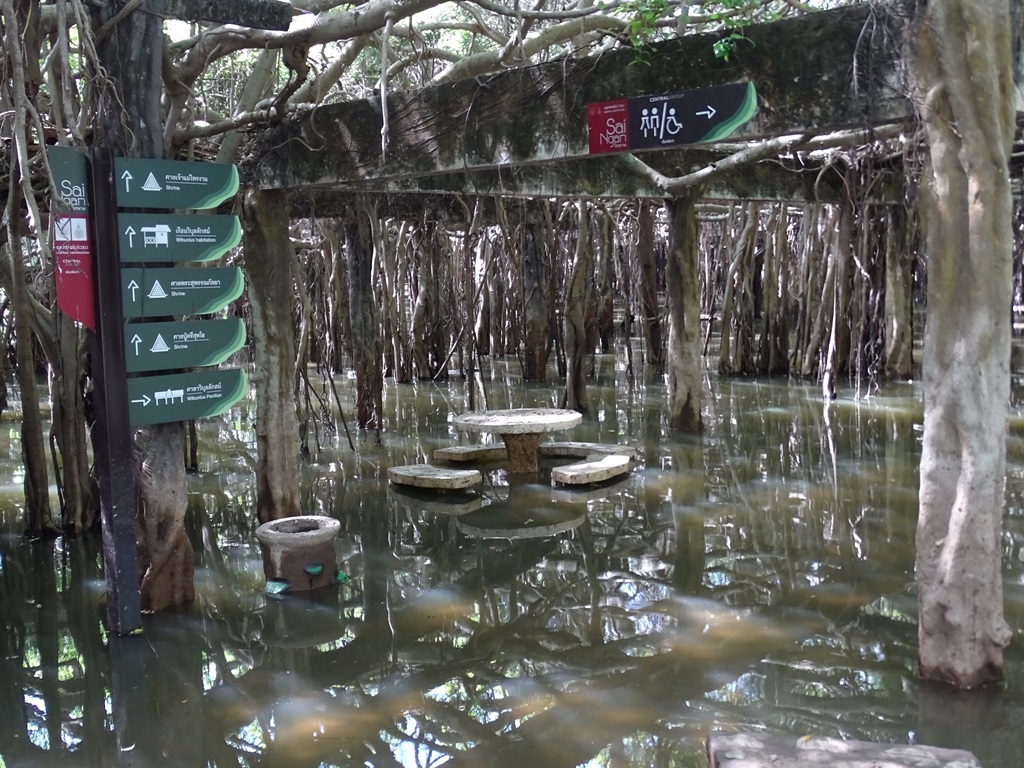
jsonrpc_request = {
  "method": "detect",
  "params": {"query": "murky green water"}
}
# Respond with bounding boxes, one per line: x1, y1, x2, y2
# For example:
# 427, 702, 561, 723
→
2, 353, 1024, 767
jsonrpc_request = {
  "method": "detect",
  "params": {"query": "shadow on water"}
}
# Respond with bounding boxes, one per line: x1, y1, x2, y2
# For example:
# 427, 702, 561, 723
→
1, 360, 1024, 766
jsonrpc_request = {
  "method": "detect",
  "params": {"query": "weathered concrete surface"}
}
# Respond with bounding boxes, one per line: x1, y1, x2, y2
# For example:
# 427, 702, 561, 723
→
285, 147, 867, 206
150, 0, 293, 29
245, 3, 908, 194
707, 731, 981, 768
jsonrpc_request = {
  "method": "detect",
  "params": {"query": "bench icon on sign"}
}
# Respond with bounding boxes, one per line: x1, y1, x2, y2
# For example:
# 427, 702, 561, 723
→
155, 388, 184, 405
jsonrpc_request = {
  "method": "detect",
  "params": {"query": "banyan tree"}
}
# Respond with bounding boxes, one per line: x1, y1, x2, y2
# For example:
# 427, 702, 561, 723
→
0, 0, 1020, 688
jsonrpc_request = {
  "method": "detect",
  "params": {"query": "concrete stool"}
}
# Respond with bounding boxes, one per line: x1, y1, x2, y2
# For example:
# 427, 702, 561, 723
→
388, 465, 482, 490
551, 454, 631, 485
433, 445, 508, 463
255, 515, 341, 593
539, 441, 637, 459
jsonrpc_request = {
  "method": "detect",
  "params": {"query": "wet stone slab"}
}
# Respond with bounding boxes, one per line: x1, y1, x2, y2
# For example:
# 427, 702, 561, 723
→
707, 732, 981, 768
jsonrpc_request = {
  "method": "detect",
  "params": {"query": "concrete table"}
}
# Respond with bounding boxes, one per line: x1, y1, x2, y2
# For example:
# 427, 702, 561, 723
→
452, 408, 582, 475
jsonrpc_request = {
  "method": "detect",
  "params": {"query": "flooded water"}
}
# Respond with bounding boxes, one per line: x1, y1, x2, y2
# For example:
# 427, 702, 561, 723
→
2, 352, 1024, 767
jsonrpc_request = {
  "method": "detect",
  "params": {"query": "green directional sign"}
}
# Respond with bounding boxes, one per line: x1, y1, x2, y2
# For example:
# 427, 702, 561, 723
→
125, 318, 246, 373
128, 368, 248, 426
122, 267, 244, 318
118, 213, 241, 263
114, 157, 238, 210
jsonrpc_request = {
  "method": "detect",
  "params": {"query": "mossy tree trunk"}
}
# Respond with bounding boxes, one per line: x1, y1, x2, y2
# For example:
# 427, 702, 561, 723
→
912, 0, 1014, 688
346, 207, 383, 432
665, 191, 704, 432
522, 221, 551, 381
93, 0, 192, 607
637, 201, 665, 373
243, 188, 301, 524
883, 205, 914, 379
562, 202, 592, 414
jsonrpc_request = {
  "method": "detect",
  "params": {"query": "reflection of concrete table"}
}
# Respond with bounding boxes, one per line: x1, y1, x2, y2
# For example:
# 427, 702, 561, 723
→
452, 408, 582, 475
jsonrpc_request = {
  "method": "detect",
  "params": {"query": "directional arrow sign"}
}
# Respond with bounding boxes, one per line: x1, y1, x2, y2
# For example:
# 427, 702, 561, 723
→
127, 368, 248, 426
587, 81, 757, 154
114, 157, 238, 210
124, 318, 246, 373
118, 213, 241, 263
121, 267, 244, 318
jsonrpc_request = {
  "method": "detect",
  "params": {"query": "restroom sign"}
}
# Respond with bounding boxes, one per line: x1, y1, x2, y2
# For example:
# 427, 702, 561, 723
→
588, 81, 757, 154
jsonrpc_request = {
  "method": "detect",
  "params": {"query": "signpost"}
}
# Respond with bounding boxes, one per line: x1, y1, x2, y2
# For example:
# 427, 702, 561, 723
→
587, 81, 757, 155
119, 213, 241, 262
122, 266, 244, 317
125, 318, 246, 372
114, 156, 239, 209
128, 368, 249, 426
47, 145, 249, 634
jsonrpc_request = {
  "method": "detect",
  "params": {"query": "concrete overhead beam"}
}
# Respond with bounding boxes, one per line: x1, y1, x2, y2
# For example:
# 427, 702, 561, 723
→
245, 2, 910, 195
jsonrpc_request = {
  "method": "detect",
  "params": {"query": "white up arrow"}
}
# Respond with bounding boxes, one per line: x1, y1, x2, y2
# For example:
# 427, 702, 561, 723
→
124, 225, 136, 248
130, 333, 142, 355
127, 279, 140, 302
121, 170, 133, 193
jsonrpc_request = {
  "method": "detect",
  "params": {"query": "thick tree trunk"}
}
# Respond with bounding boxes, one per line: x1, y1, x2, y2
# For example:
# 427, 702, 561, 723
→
243, 188, 301, 523
346, 209, 383, 431
912, 0, 1014, 688
522, 222, 551, 381
93, 0, 193, 608
665, 192, 704, 432
562, 202, 592, 414
137, 423, 193, 611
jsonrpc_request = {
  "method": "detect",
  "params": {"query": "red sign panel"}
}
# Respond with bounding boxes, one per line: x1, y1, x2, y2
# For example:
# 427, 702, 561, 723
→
52, 214, 95, 330
588, 99, 630, 154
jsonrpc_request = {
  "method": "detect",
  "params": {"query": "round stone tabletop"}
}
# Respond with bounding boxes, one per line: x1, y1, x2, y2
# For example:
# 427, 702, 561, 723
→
452, 408, 582, 435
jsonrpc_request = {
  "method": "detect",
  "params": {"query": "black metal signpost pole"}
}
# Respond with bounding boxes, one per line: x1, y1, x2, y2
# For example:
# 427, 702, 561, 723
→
88, 147, 142, 635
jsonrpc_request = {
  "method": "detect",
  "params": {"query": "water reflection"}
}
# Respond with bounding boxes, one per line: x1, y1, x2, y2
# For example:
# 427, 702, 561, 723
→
1, 359, 1023, 767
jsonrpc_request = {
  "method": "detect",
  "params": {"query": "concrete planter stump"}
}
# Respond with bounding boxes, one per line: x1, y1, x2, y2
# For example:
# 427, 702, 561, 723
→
255, 515, 341, 592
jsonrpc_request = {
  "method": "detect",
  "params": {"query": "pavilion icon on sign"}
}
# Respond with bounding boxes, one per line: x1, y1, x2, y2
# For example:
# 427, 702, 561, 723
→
142, 173, 162, 192
155, 388, 184, 405
142, 224, 171, 247
148, 280, 168, 299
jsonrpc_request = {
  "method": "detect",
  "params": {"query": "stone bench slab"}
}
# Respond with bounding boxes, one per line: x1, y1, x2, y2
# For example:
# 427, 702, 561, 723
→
539, 441, 636, 459
433, 445, 508, 463
551, 454, 631, 485
707, 731, 981, 768
387, 465, 482, 490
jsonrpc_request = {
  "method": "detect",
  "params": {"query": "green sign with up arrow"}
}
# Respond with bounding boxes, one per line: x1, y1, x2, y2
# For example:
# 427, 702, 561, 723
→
125, 318, 246, 373
122, 267, 244, 318
114, 157, 238, 210
119, 213, 241, 263
128, 368, 248, 426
